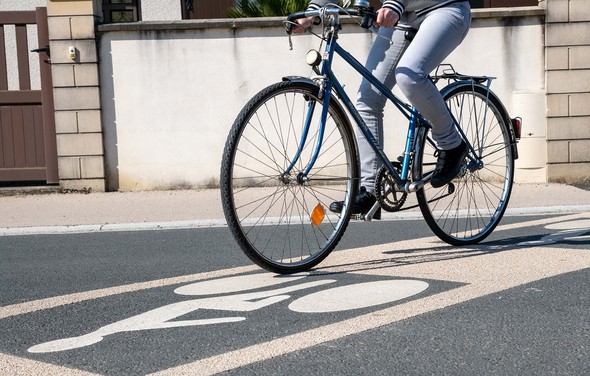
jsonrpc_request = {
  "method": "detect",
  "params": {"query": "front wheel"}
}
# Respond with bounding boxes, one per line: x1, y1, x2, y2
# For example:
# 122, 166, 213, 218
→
414, 84, 515, 245
220, 80, 359, 274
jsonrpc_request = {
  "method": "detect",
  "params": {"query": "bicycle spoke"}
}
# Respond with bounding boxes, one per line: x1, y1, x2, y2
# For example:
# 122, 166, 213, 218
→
416, 84, 514, 245
221, 81, 357, 273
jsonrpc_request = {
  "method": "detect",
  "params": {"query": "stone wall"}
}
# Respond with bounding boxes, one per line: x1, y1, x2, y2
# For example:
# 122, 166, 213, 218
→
47, 0, 105, 191
97, 9, 546, 191
545, 0, 590, 183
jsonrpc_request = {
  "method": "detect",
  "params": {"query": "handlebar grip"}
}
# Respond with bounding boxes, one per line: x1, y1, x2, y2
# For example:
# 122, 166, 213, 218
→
286, 10, 307, 34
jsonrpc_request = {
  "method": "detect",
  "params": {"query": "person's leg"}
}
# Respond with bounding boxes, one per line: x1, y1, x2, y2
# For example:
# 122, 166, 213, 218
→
395, 2, 471, 150
355, 26, 408, 194
330, 26, 408, 217
395, 2, 471, 188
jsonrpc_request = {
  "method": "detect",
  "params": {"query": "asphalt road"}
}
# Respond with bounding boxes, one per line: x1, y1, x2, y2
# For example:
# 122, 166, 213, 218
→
0, 213, 589, 375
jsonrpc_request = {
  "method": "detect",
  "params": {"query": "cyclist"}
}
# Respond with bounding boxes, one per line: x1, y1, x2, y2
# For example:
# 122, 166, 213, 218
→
295, 0, 471, 219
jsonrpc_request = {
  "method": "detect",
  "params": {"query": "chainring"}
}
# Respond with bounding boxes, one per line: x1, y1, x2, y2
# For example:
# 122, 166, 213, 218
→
374, 161, 407, 212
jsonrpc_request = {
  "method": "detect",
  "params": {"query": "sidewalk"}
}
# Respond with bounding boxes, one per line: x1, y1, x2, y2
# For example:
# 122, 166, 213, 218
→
1, 183, 589, 234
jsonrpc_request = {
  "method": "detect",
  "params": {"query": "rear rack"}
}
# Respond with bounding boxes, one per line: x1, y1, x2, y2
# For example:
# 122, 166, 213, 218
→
431, 64, 494, 85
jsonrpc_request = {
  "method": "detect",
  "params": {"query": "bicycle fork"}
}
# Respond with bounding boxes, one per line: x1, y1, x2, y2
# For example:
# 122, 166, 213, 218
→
283, 79, 335, 184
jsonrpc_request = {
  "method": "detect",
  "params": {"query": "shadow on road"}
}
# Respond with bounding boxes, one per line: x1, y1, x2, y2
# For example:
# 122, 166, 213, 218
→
315, 229, 590, 275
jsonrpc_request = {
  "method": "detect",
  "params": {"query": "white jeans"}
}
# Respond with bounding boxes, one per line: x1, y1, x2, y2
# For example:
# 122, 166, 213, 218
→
355, 1, 471, 193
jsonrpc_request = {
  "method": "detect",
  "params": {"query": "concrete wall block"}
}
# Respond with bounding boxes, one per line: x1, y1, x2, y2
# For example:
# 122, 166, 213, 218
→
47, 0, 96, 17
77, 110, 102, 133
57, 157, 81, 179
546, 0, 569, 23
570, 140, 590, 162
56, 133, 104, 157
70, 16, 96, 39
49, 40, 97, 64
546, 23, 590, 46
547, 140, 569, 163
47, 16, 71, 40
73, 64, 99, 86
54, 111, 78, 134
569, 46, 590, 70
513, 91, 546, 138
547, 117, 590, 140
60, 178, 106, 192
569, 1, 590, 22
547, 94, 569, 117
54, 87, 100, 111
80, 156, 104, 178
547, 70, 590, 94
51, 64, 75, 87
546, 47, 568, 70
570, 93, 590, 116
547, 162, 590, 184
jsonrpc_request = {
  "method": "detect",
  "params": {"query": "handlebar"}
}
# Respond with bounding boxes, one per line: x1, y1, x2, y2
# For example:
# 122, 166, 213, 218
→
285, 7, 377, 34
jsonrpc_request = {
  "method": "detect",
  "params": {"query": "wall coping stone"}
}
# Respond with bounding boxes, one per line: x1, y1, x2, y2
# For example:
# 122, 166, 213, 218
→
97, 6, 545, 33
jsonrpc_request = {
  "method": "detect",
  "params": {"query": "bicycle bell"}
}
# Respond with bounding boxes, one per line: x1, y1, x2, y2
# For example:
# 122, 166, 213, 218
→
306, 49, 322, 67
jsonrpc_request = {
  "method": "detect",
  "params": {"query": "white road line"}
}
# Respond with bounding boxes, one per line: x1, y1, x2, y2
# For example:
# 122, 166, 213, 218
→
0, 352, 101, 376
0, 219, 229, 236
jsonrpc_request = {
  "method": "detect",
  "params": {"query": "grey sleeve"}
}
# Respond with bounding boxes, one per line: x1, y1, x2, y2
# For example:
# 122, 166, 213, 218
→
307, 1, 341, 10
382, 1, 407, 18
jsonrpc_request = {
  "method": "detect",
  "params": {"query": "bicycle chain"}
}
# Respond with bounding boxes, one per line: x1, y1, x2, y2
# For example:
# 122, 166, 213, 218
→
374, 161, 408, 212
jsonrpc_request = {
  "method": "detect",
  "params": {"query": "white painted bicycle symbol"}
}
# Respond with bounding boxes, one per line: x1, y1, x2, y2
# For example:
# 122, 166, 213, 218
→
29, 273, 429, 353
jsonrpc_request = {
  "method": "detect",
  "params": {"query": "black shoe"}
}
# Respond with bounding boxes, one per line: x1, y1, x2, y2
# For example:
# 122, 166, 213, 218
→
329, 186, 381, 219
431, 141, 468, 188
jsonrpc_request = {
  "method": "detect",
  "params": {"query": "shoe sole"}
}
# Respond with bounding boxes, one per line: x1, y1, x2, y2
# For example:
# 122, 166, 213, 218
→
431, 149, 468, 188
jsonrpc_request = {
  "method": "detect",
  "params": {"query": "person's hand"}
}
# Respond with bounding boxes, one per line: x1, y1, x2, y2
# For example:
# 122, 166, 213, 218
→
292, 17, 314, 34
375, 8, 399, 28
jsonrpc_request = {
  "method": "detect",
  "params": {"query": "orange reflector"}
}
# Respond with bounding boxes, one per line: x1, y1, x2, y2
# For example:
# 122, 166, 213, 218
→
311, 204, 325, 227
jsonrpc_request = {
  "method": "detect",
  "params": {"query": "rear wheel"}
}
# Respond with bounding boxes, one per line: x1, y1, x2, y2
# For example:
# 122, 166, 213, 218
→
415, 84, 515, 245
221, 80, 359, 273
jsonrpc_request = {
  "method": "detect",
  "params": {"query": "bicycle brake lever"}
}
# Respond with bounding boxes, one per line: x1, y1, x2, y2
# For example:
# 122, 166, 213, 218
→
361, 8, 377, 29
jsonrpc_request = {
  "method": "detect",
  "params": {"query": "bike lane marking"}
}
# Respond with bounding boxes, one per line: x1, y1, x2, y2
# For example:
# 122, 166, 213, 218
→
0, 213, 588, 375
151, 216, 590, 375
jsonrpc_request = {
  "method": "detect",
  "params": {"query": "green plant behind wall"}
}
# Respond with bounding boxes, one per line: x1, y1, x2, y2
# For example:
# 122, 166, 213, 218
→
227, 0, 352, 17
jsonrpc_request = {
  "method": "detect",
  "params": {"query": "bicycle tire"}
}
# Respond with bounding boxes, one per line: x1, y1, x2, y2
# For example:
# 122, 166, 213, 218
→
414, 83, 515, 245
221, 80, 359, 274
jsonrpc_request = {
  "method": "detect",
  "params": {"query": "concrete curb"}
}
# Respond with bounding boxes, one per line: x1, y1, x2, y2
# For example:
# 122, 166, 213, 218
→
2, 205, 588, 237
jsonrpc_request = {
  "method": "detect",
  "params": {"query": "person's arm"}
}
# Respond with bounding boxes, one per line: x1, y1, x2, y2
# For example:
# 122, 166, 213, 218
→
293, 1, 337, 33
378, 1, 403, 27
382, 1, 406, 20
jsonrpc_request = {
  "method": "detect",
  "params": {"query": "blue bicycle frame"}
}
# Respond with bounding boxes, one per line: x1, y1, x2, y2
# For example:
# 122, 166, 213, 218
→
285, 9, 488, 193
285, 24, 433, 189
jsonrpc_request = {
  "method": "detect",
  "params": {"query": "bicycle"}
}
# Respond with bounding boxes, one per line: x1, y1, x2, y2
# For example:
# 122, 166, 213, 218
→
220, 2, 521, 274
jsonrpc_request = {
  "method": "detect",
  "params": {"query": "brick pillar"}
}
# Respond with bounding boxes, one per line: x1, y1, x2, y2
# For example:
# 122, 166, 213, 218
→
545, 0, 590, 184
47, 0, 105, 191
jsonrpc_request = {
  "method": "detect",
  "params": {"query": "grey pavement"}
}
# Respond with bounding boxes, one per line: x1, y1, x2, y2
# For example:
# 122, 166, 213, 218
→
1, 183, 590, 235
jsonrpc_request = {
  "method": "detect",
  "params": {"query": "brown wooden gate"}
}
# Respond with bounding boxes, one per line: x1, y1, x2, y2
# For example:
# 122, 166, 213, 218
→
0, 7, 58, 184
